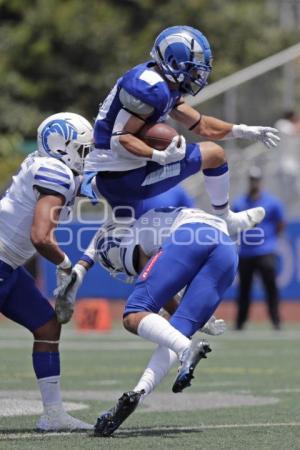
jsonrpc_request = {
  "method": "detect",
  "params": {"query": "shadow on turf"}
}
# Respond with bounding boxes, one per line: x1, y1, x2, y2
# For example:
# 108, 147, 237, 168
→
0, 427, 203, 438
0, 429, 88, 434
99, 427, 203, 438
0, 429, 40, 434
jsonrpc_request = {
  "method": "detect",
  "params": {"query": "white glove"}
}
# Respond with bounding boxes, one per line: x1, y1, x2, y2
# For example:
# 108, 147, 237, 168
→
56, 254, 72, 293
201, 315, 227, 336
151, 135, 186, 165
231, 124, 280, 149
54, 264, 87, 324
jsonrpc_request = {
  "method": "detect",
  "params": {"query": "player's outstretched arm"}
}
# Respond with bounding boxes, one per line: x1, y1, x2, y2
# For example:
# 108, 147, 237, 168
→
171, 101, 233, 139
171, 101, 280, 148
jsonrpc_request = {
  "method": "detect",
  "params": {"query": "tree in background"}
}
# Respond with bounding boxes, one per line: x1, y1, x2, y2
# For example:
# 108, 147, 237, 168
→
0, 0, 299, 186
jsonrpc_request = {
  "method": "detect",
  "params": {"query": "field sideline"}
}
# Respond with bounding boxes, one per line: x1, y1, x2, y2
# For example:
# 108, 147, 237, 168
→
0, 322, 299, 450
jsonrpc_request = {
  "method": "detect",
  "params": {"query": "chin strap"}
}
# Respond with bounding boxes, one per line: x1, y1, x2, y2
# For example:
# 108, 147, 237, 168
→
34, 340, 60, 345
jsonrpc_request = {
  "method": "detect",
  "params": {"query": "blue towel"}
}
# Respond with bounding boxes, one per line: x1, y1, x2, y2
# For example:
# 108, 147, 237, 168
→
80, 171, 98, 204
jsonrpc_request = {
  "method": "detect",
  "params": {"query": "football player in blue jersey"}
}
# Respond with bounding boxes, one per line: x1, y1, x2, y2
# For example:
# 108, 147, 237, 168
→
82, 25, 279, 233
0, 112, 94, 431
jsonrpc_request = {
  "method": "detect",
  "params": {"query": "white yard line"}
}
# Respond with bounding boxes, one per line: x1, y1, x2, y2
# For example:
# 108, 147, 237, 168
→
271, 388, 300, 393
1, 326, 300, 341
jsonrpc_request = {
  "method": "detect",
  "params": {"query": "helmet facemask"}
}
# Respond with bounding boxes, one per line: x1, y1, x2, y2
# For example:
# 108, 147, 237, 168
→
178, 61, 212, 95
61, 140, 92, 175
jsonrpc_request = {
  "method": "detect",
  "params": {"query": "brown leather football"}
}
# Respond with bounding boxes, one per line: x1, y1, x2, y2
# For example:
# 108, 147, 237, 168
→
137, 123, 178, 150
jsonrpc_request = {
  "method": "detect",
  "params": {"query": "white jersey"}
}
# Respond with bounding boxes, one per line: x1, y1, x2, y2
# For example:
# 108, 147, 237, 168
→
132, 207, 229, 257
84, 206, 229, 277
0, 152, 80, 268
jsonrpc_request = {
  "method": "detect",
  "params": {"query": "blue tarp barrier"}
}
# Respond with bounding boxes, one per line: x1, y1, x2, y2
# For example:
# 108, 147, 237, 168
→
41, 221, 300, 302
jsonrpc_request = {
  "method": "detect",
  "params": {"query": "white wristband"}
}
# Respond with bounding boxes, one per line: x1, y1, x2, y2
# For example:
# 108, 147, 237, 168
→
223, 124, 245, 139
231, 124, 247, 138
58, 254, 72, 270
151, 149, 165, 165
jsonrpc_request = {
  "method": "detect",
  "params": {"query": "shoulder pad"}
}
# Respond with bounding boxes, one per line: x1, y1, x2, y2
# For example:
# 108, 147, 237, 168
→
31, 158, 74, 199
119, 88, 154, 116
120, 67, 170, 115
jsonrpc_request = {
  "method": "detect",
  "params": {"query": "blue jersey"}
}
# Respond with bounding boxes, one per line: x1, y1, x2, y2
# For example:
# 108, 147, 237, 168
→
85, 61, 181, 172
82, 62, 202, 215
95, 61, 181, 149
233, 192, 285, 257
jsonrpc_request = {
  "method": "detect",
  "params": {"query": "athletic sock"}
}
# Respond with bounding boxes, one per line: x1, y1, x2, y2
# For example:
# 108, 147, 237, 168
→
134, 345, 178, 398
37, 376, 63, 412
203, 162, 229, 214
32, 352, 63, 412
137, 313, 190, 359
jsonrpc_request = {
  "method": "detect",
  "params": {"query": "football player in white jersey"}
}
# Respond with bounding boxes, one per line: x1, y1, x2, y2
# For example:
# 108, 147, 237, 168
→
0, 112, 94, 431
54, 206, 265, 436
82, 25, 279, 234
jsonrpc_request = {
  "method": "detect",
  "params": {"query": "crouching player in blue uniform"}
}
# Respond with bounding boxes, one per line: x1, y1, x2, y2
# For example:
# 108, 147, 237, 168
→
55, 206, 264, 436
0, 113, 94, 431
83, 25, 279, 232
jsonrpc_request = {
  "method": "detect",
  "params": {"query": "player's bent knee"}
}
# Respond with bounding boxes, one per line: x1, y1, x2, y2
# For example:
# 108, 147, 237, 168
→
200, 141, 226, 170
123, 314, 135, 333
33, 316, 61, 341
123, 312, 147, 335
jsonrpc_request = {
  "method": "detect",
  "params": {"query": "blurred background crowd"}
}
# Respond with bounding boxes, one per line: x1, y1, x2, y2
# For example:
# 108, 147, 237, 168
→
1, 0, 300, 329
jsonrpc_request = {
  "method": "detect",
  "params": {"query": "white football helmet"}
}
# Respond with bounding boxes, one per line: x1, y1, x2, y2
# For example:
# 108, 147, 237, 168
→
94, 219, 138, 281
37, 112, 93, 174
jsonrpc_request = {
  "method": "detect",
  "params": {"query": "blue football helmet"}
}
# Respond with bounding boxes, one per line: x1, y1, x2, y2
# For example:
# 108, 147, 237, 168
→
150, 25, 212, 96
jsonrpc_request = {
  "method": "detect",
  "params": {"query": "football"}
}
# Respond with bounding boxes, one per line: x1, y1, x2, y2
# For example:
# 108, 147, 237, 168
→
137, 122, 178, 150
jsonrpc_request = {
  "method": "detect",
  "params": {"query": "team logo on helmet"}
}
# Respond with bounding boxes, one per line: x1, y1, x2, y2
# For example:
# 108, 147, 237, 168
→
41, 119, 78, 154
95, 222, 123, 272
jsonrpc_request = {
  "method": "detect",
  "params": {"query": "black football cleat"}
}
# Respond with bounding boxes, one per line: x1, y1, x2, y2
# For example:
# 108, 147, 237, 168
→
172, 339, 212, 393
94, 390, 144, 437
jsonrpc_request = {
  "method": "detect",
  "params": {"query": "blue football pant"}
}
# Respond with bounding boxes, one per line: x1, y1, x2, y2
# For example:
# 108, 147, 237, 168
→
0, 261, 55, 332
95, 143, 201, 218
124, 223, 238, 337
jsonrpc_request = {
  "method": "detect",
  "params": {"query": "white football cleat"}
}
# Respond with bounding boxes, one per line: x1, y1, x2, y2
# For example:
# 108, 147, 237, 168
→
221, 207, 265, 236
36, 408, 93, 431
